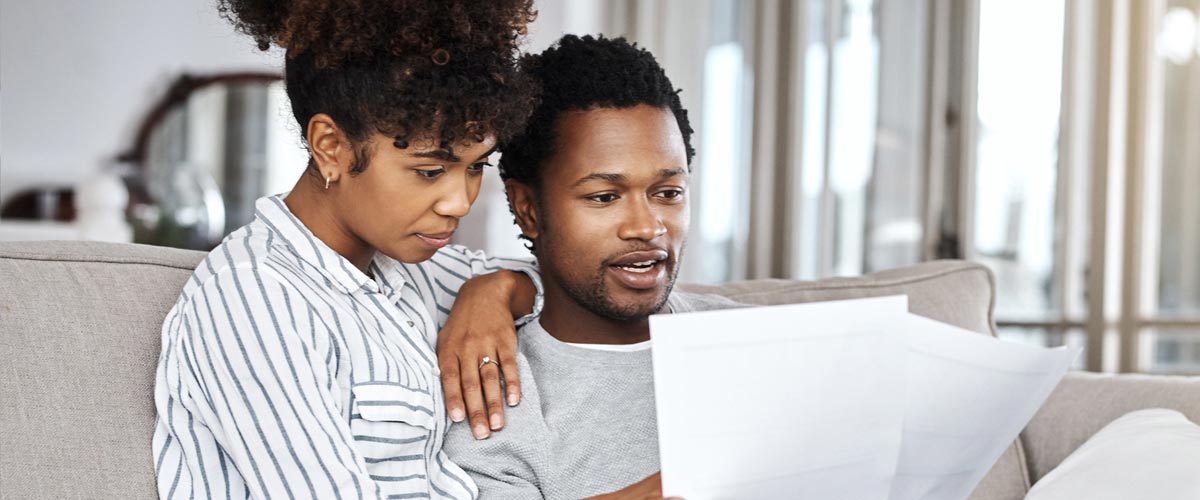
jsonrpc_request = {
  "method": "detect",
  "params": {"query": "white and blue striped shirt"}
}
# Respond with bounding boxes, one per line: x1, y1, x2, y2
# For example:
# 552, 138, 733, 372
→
153, 194, 541, 500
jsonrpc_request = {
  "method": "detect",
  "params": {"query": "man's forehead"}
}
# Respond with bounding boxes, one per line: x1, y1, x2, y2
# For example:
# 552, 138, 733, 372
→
545, 105, 687, 181
556, 105, 680, 138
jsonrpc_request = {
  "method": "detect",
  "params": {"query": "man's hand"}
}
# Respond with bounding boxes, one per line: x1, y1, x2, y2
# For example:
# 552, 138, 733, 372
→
589, 473, 682, 500
437, 270, 532, 440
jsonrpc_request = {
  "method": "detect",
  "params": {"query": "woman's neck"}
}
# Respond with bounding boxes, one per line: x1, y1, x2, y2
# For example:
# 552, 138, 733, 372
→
283, 173, 376, 274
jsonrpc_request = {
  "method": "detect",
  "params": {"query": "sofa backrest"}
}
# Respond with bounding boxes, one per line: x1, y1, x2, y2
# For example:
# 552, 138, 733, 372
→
0, 241, 1019, 500
0, 241, 205, 499
681, 261, 998, 337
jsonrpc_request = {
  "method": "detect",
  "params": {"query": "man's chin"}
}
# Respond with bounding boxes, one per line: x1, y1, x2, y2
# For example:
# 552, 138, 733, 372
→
596, 288, 673, 322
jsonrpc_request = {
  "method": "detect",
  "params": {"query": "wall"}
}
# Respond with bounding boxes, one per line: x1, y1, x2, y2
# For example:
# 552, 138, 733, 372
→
0, 0, 611, 257
0, 0, 281, 206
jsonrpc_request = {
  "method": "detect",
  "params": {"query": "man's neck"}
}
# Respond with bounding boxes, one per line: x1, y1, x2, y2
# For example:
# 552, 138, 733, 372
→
538, 287, 665, 345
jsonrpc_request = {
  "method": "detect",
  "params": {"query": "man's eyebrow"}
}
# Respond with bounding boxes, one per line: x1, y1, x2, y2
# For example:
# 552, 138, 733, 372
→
572, 168, 687, 187
659, 168, 687, 179
573, 172, 626, 187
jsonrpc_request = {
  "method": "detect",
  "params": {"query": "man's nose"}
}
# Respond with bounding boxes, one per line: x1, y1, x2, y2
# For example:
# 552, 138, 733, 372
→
618, 197, 667, 241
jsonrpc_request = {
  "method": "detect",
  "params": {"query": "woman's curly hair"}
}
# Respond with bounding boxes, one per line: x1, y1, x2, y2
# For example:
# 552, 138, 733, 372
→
217, 0, 538, 173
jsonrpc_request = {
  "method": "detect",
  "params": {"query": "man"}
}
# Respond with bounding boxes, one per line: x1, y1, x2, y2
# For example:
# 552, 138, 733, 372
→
443, 35, 742, 499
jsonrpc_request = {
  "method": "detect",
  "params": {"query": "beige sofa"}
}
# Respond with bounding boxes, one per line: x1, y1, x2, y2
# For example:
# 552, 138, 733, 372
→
1, 241, 1197, 500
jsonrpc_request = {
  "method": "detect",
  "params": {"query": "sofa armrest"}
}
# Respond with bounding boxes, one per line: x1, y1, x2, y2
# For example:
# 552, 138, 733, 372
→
1020, 372, 1200, 483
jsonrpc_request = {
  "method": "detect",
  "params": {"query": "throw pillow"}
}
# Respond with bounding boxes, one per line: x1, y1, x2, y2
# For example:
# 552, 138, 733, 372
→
1024, 408, 1200, 500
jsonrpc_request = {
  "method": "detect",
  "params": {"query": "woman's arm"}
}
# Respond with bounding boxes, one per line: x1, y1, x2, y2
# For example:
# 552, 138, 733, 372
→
162, 269, 386, 499
413, 245, 541, 440
437, 270, 534, 440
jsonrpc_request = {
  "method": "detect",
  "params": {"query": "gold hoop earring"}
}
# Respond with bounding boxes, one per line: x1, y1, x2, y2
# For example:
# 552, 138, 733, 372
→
325, 176, 331, 190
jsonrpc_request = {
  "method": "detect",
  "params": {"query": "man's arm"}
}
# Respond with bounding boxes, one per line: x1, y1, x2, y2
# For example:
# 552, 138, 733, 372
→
442, 354, 545, 500
585, 473, 680, 500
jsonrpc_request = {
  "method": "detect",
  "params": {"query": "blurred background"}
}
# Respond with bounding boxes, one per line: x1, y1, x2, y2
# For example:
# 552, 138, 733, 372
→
1, 0, 1198, 375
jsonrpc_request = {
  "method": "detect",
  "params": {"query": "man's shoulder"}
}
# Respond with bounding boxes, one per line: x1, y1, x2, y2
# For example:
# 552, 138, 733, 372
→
669, 291, 751, 313
443, 351, 545, 454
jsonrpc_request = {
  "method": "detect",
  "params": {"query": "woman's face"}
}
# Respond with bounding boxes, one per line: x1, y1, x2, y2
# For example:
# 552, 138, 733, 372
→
331, 132, 497, 263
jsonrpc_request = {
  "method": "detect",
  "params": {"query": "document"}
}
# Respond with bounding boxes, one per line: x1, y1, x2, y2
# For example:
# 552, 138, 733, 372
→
649, 296, 1079, 500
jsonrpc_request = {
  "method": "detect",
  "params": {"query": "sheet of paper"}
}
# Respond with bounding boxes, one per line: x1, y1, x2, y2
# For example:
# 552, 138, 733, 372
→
889, 314, 1079, 500
650, 296, 910, 500
649, 296, 1079, 500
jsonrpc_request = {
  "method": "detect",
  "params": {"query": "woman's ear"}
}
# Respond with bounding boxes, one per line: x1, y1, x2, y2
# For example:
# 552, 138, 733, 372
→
504, 179, 540, 241
307, 113, 353, 185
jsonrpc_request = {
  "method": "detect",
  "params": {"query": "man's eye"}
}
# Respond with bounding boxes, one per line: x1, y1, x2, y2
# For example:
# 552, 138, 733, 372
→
416, 168, 445, 179
587, 193, 619, 203
658, 189, 685, 199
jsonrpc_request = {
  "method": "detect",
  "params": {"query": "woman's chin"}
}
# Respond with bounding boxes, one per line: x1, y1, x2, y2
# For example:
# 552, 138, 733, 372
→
378, 243, 439, 264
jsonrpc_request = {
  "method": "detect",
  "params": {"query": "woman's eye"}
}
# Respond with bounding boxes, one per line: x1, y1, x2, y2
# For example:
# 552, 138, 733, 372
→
416, 168, 445, 179
587, 193, 619, 203
468, 162, 491, 173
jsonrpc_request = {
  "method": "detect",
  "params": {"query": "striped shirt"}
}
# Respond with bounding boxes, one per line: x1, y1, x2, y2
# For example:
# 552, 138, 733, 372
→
153, 194, 541, 500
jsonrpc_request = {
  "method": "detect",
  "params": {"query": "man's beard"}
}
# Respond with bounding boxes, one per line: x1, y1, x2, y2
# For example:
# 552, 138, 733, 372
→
558, 255, 681, 323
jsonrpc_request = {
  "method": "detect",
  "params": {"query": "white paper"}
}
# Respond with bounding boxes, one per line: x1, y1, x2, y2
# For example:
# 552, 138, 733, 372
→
889, 314, 1078, 500
650, 296, 909, 500
649, 296, 1079, 500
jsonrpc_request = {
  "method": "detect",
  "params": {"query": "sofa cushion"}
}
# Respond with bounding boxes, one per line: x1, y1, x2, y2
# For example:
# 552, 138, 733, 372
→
1024, 408, 1200, 500
0, 241, 205, 499
1022, 372, 1200, 483
683, 260, 1030, 500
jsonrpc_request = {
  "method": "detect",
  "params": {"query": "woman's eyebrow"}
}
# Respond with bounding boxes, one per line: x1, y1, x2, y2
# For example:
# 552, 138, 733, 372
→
471, 145, 499, 162
409, 144, 498, 163
410, 149, 461, 162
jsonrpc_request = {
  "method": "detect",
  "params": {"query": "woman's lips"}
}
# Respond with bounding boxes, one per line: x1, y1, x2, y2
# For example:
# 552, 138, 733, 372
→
415, 232, 454, 249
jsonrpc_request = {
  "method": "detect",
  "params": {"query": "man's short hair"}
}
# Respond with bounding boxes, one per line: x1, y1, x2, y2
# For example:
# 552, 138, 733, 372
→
498, 34, 696, 189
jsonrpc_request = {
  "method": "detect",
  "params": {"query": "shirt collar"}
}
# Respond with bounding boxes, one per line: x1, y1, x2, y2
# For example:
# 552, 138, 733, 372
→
255, 194, 406, 296
369, 254, 409, 301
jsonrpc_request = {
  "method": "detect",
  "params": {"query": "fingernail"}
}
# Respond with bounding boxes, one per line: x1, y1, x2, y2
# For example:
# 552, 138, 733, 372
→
490, 414, 502, 430
507, 394, 519, 406
473, 424, 489, 440
450, 408, 465, 422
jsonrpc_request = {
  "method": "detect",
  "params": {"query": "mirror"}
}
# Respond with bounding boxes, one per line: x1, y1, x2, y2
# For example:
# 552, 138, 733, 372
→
119, 72, 308, 249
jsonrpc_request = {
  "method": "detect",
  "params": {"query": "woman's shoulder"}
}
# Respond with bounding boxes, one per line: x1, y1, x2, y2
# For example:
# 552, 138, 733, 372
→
180, 219, 290, 298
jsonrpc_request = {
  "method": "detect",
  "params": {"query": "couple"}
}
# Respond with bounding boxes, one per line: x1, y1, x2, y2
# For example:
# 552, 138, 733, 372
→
154, 1, 737, 499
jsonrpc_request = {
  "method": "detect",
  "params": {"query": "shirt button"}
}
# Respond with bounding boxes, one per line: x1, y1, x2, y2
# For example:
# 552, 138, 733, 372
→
406, 320, 415, 327
431, 365, 441, 376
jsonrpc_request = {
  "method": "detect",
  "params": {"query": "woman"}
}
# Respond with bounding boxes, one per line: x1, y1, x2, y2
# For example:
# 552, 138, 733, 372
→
153, 1, 540, 498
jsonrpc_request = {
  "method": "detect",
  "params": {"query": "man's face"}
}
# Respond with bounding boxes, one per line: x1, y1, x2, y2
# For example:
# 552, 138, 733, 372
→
518, 104, 690, 322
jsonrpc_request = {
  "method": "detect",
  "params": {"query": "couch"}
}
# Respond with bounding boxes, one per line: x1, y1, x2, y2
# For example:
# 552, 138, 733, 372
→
1, 241, 1198, 500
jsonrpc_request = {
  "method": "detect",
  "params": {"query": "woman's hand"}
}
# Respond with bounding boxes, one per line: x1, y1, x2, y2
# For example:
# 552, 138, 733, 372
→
588, 473, 682, 500
437, 270, 534, 440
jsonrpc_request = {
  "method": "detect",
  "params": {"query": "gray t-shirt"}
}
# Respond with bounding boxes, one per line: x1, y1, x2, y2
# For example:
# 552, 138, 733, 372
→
443, 292, 744, 500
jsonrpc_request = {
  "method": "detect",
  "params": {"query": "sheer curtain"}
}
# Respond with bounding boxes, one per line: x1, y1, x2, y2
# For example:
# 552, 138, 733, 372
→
604, 0, 931, 283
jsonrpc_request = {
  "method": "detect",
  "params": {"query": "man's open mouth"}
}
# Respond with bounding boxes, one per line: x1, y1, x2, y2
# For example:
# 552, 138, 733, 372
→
614, 259, 660, 273
607, 250, 670, 290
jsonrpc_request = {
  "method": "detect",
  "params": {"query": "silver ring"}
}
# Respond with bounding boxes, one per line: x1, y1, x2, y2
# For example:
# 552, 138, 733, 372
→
479, 356, 499, 370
